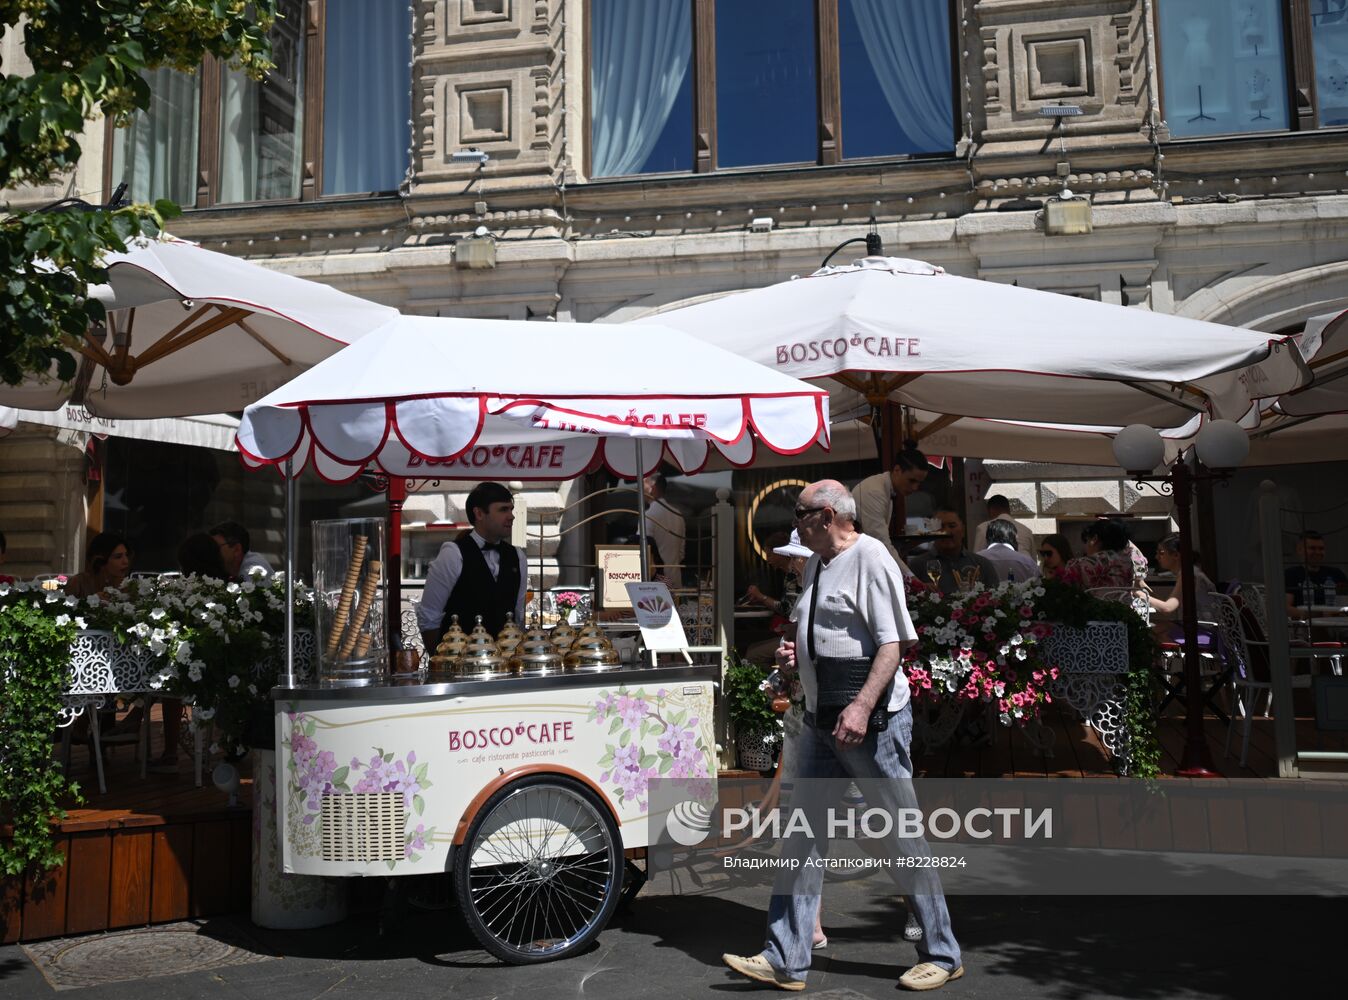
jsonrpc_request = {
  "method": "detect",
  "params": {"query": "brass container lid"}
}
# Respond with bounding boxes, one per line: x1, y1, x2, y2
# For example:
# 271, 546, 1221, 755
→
550, 620, 578, 650
575, 621, 605, 643
510, 637, 564, 677
563, 635, 620, 672
496, 614, 524, 656
436, 614, 469, 657
425, 654, 458, 683
453, 617, 510, 679
521, 617, 552, 645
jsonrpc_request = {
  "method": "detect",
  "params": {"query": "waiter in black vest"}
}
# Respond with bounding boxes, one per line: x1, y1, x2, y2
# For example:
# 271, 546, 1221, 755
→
417, 481, 528, 651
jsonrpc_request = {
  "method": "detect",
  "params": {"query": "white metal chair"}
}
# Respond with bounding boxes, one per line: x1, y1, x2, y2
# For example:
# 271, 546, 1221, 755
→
1154, 592, 1226, 720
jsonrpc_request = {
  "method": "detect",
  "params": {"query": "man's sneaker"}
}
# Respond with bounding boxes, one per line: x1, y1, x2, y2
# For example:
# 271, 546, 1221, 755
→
899, 962, 964, 991
722, 953, 806, 992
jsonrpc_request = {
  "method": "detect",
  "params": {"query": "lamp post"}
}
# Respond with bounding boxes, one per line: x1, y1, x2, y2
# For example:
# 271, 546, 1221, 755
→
1112, 420, 1249, 777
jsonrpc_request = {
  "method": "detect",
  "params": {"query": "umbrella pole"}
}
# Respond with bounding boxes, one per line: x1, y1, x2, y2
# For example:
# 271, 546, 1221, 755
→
386, 477, 406, 654
283, 458, 296, 689
635, 439, 650, 582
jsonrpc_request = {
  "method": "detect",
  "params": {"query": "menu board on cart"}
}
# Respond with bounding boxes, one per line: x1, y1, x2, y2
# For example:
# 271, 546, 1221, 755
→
595, 544, 643, 607
625, 582, 689, 653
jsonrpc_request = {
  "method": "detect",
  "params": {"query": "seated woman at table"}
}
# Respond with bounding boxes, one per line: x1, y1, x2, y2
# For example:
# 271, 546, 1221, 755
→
1139, 533, 1217, 637
1063, 520, 1136, 591
1038, 533, 1073, 576
62, 532, 132, 598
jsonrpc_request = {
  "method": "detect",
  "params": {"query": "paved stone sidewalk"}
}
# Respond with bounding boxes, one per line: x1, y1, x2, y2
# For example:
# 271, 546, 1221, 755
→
0, 880, 1342, 998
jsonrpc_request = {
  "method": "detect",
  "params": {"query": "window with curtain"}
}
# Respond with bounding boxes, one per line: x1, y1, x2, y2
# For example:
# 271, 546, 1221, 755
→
590, 0, 693, 177
322, 0, 412, 194
218, 0, 306, 203
109, 68, 201, 205
113, 0, 414, 207
586, 0, 955, 176
839, 0, 954, 158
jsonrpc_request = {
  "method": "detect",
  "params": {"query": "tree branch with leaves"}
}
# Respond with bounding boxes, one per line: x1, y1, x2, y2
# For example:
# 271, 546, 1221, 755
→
0, 0, 278, 387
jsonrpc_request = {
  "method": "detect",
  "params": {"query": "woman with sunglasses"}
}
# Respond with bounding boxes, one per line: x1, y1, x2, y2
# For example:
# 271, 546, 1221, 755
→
1038, 534, 1073, 574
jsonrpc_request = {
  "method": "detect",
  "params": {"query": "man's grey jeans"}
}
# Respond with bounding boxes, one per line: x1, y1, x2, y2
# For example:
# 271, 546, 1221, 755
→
761, 704, 962, 981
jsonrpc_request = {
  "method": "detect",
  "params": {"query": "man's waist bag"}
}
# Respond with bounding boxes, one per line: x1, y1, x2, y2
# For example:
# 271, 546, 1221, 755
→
808, 563, 892, 734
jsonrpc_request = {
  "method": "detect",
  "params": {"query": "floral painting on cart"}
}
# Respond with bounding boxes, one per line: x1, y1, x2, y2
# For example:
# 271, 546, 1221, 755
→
275, 678, 718, 877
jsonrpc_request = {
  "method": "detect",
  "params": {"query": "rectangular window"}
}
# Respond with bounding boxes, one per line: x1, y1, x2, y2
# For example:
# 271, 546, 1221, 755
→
218, 0, 306, 203
322, 0, 412, 194
590, 0, 693, 177
1158, 0, 1289, 138
108, 0, 412, 208
839, 0, 954, 158
586, 0, 956, 177
109, 68, 200, 204
1313, 2, 1348, 127
714, 0, 817, 168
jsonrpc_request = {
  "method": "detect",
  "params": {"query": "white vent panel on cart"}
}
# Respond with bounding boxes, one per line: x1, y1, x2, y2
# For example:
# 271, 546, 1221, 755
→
320, 793, 406, 862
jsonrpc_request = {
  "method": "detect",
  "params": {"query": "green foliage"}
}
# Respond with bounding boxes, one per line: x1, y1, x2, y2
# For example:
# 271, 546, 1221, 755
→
0, 597, 80, 876
0, 0, 277, 387
723, 651, 778, 733
1036, 577, 1163, 779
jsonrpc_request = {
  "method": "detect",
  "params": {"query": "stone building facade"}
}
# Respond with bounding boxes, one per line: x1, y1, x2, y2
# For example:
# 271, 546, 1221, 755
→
6, 1, 1347, 581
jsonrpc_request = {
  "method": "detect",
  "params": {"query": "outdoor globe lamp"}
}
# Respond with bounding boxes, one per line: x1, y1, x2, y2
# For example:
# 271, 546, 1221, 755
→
1111, 418, 1248, 778
1194, 419, 1250, 470
1111, 423, 1166, 474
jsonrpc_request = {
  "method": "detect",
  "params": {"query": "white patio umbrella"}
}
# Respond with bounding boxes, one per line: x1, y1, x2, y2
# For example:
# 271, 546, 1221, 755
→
236, 315, 831, 683
1271, 308, 1347, 420
641, 256, 1311, 430
236, 316, 829, 480
1236, 308, 1348, 464
0, 236, 398, 418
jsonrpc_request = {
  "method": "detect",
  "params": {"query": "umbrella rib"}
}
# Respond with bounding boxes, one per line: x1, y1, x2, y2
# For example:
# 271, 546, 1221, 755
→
234, 315, 293, 366
1122, 380, 1207, 414
135, 306, 251, 368
833, 373, 871, 395
913, 413, 963, 441
74, 330, 114, 370
1310, 347, 1348, 371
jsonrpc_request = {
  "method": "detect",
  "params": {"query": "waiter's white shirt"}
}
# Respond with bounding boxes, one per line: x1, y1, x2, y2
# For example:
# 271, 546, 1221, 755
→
415, 530, 528, 632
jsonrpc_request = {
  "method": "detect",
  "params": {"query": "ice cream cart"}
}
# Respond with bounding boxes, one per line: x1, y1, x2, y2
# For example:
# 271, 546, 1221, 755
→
274, 661, 717, 962
235, 315, 829, 963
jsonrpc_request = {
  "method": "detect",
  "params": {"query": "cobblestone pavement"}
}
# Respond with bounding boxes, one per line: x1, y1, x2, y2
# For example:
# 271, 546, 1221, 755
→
1, 877, 1343, 998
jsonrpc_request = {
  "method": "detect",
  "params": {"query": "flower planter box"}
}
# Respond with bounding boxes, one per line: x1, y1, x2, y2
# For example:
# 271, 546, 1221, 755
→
1040, 621, 1133, 769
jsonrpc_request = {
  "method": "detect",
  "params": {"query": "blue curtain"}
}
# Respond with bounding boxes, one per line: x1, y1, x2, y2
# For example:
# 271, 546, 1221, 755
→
323, 0, 412, 194
590, 0, 692, 177
849, 0, 953, 152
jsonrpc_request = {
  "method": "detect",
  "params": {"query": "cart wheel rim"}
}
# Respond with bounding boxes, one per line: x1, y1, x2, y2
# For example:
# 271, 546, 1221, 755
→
465, 783, 619, 958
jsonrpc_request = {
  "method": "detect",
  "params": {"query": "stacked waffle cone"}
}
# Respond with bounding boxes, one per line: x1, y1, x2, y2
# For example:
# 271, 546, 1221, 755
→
324, 536, 368, 658
341, 559, 382, 659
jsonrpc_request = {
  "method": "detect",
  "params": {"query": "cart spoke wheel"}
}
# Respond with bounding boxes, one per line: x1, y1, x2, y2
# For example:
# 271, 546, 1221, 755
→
455, 775, 621, 964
